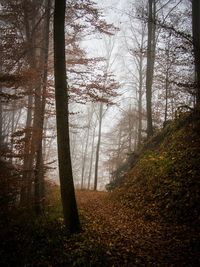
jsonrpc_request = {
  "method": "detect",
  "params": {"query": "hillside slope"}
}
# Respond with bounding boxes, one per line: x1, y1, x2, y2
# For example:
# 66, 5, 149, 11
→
113, 111, 200, 224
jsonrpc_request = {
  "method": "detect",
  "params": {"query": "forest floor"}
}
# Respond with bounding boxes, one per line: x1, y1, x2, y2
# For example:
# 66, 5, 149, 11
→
1, 189, 199, 267
76, 190, 199, 267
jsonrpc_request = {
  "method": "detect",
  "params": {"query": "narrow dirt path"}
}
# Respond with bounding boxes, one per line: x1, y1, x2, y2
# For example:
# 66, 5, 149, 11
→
76, 190, 199, 266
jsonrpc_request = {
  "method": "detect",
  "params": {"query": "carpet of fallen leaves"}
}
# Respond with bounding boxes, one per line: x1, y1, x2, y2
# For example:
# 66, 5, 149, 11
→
76, 190, 200, 266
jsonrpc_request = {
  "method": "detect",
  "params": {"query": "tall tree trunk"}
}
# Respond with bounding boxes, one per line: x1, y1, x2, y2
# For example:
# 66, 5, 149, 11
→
0, 60, 2, 147
94, 103, 103, 191
34, 0, 51, 215
81, 108, 93, 189
21, 0, 37, 207
192, 0, 200, 107
34, 142, 44, 214
87, 124, 96, 190
164, 53, 170, 124
0, 87, 3, 146
117, 124, 122, 163
20, 93, 33, 207
128, 106, 132, 152
81, 126, 90, 189
146, 0, 156, 138
137, 49, 144, 148
21, 0, 51, 212
164, 75, 169, 123
9, 100, 15, 163
54, 0, 80, 233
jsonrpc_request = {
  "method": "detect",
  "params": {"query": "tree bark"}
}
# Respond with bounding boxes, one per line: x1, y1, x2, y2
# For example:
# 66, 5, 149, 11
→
21, 0, 37, 207
94, 103, 103, 191
54, 0, 80, 233
0, 88, 3, 146
146, 0, 156, 138
164, 47, 170, 124
81, 125, 90, 190
20, 93, 33, 207
34, 0, 51, 215
87, 124, 96, 190
81, 108, 93, 189
138, 48, 144, 148
192, 0, 200, 107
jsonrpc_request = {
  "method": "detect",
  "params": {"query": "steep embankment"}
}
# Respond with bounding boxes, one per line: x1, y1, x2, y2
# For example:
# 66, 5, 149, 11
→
113, 111, 200, 224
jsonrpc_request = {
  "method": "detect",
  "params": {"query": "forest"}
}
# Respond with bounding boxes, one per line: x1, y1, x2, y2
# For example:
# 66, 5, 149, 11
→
0, 0, 200, 266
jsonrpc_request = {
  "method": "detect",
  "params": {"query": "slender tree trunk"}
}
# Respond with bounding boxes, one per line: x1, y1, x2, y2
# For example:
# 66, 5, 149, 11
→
164, 41, 170, 124
128, 106, 132, 152
81, 108, 93, 189
71, 132, 77, 162
192, 0, 200, 107
0, 60, 2, 147
0, 87, 3, 146
146, 0, 156, 138
34, 142, 44, 214
21, 0, 50, 212
21, 1, 37, 207
117, 125, 121, 163
138, 50, 144, 148
87, 125, 96, 190
20, 93, 33, 207
9, 102, 15, 163
164, 78, 168, 123
164, 69, 169, 123
136, 12, 146, 149
94, 103, 103, 191
43, 117, 48, 160
34, 0, 51, 215
134, 124, 138, 150
81, 126, 90, 189
54, 0, 80, 233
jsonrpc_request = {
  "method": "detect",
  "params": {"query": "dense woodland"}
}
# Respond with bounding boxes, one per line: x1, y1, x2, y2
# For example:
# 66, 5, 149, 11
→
0, 0, 200, 266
